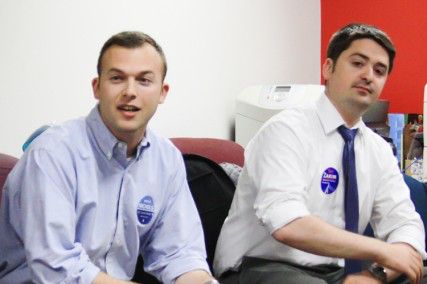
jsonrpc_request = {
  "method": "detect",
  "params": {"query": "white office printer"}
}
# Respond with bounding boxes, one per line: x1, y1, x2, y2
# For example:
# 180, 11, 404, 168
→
235, 84, 324, 147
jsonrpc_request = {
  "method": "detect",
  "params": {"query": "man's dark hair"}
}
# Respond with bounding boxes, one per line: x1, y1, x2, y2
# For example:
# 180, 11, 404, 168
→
327, 23, 396, 73
97, 31, 167, 80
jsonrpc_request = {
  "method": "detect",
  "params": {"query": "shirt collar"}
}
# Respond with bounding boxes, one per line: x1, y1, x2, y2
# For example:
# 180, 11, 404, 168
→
136, 131, 151, 160
315, 94, 367, 136
86, 105, 151, 161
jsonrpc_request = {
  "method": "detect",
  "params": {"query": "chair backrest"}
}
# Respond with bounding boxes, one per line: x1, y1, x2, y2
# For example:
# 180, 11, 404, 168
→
170, 137, 244, 167
0, 153, 19, 204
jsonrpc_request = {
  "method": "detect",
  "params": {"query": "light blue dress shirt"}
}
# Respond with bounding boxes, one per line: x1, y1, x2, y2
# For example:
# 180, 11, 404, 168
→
0, 106, 209, 284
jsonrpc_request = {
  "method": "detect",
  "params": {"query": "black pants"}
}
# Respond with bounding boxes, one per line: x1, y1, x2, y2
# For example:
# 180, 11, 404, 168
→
220, 257, 427, 284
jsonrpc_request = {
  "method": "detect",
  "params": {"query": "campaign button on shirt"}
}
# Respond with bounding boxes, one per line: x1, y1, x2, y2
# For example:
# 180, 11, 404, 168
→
320, 167, 339, 194
137, 196, 155, 225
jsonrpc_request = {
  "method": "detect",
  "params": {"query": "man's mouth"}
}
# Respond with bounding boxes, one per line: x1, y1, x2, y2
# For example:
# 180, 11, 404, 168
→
118, 105, 140, 112
353, 85, 372, 94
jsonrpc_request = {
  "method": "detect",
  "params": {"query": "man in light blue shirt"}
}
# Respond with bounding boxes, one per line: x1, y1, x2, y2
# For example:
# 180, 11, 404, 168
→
0, 31, 218, 284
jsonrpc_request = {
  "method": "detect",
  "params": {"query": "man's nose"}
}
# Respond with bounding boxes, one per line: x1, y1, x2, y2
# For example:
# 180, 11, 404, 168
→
361, 66, 374, 83
123, 79, 137, 98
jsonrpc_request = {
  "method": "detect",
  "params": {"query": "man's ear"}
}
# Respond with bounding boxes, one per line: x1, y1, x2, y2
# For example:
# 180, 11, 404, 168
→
92, 78, 100, 100
159, 83, 170, 104
322, 58, 334, 81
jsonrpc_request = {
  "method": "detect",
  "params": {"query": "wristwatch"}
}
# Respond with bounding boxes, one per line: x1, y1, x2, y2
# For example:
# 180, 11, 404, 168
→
368, 263, 387, 283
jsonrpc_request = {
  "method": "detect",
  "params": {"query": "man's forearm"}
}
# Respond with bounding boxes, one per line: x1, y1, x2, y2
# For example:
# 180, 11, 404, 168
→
272, 215, 386, 261
92, 269, 216, 284
272, 215, 424, 282
175, 270, 216, 284
92, 272, 138, 284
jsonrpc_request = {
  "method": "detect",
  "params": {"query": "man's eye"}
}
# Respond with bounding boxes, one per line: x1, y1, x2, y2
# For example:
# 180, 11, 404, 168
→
375, 68, 386, 76
110, 76, 122, 82
352, 61, 363, 67
138, 78, 151, 85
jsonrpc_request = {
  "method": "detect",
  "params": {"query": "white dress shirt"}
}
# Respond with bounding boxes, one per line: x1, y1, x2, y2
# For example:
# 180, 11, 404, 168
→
213, 94, 426, 276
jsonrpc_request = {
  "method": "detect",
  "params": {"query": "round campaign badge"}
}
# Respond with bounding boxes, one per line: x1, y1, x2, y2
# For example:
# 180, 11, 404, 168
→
320, 167, 339, 194
137, 196, 155, 225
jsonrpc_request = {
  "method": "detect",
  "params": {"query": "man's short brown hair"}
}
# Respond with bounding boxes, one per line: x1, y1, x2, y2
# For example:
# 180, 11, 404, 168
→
97, 31, 167, 80
327, 23, 396, 73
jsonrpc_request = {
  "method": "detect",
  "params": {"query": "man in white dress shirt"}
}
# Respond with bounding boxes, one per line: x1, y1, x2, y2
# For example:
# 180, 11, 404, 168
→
214, 23, 426, 284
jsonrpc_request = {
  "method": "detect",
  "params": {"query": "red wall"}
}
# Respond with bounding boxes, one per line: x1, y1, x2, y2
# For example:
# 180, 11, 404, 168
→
321, 0, 427, 113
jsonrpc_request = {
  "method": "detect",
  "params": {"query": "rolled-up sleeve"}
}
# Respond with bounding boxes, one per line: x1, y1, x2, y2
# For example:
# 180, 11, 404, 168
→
142, 153, 210, 284
246, 117, 311, 234
370, 147, 427, 259
8, 148, 100, 283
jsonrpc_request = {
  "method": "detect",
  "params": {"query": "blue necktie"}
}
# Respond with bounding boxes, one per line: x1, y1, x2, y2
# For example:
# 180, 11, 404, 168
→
338, 125, 362, 274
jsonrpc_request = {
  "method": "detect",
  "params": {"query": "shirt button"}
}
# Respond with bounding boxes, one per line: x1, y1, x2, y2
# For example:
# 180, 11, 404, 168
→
107, 152, 112, 159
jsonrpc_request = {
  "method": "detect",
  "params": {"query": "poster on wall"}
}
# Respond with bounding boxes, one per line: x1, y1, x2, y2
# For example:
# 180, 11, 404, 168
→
390, 113, 424, 180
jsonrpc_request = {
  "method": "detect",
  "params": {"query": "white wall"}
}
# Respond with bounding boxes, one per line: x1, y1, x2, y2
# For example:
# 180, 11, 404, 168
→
0, 0, 320, 158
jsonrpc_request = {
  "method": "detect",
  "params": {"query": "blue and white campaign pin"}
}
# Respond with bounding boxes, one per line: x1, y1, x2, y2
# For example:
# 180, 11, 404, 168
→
137, 196, 155, 225
320, 167, 339, 194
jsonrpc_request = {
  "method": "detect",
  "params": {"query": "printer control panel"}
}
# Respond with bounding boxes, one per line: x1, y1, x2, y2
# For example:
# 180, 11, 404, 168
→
259, 85, 292, 107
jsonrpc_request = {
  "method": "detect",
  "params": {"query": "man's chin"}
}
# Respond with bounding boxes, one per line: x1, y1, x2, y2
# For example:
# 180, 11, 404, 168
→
349, 98, 374, 115
118, 126, 144, 134
356, 94, 377, 105
110, 123, 145, 137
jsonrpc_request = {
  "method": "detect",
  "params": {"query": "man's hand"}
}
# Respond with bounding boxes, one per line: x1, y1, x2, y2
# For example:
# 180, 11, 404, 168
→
343, 271, 382, 284
375, 243, 424, 284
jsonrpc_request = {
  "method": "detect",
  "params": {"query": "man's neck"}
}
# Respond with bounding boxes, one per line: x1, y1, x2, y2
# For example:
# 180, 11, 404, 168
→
113, 132, 145, 158
324, 92, 364, 128
125, 136, 144, 158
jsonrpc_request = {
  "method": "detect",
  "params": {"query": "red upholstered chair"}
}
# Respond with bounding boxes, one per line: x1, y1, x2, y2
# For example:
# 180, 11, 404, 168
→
170, 137, 244, 167
0, 153, 18, 202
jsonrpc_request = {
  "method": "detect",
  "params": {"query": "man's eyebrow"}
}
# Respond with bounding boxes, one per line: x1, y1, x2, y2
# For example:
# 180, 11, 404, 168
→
350, 52, 369, 61
106, 68, 155, 76
350, 52, 389, 70
137, 71, 155, 77
106, 68, 125, 74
